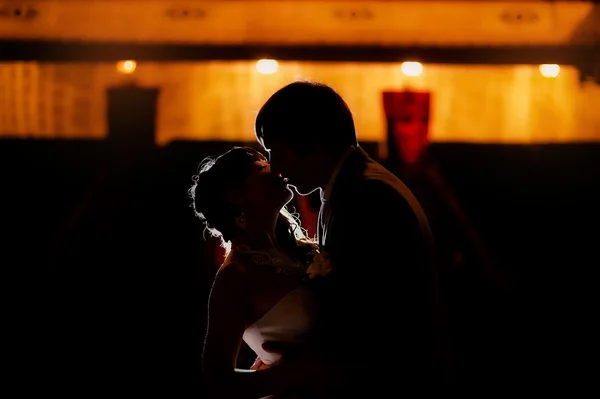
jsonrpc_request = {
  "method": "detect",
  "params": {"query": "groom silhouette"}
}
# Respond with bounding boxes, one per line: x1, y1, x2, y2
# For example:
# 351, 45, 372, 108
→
254, 81, 454, 396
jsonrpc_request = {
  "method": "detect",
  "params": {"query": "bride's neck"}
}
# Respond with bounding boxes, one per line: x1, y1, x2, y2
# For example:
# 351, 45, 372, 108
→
232, 230, 277, 250
233, 210, 280, 249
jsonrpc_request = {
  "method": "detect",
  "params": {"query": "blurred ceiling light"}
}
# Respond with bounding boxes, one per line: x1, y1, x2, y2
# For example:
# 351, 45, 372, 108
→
117, 60, 137, 74
401, 61, 423, 77
539, 64, 560, 78
256, 59, 278, 75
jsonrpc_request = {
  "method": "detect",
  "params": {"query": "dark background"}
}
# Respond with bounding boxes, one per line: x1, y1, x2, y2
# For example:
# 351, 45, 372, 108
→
3, 136, 599, 394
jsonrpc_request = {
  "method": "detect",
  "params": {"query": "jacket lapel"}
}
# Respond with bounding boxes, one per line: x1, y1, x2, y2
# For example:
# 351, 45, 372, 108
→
317, 200, 325, 247
320, 147, 371, 248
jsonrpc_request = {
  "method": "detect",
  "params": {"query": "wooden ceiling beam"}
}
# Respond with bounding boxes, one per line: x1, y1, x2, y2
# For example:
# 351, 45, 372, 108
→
0, 1, 597, 46
1, 40, 597, 65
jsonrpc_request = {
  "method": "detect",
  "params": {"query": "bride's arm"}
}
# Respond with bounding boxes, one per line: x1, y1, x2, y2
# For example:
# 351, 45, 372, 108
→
202, 263, 310, 399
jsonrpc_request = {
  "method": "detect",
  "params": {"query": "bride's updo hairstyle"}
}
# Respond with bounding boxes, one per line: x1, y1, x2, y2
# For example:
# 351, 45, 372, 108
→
189, 146, 316, 258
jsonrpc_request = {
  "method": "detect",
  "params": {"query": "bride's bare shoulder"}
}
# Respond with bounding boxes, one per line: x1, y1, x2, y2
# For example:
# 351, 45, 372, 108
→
214, 254, 259, 283
209, 261, 253, 300
217, 258, 247, 277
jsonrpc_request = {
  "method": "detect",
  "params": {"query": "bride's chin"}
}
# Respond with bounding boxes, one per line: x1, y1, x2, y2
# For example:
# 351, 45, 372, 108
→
282, 193, 294, 207
286, 187, 295, 200
276, 190, 294, 209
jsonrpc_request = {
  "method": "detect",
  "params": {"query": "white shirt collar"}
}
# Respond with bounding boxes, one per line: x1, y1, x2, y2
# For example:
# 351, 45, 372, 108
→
321, 146, 356, 202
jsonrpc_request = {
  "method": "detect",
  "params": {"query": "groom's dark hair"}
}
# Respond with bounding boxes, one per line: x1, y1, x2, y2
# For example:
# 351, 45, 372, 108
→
255, 81, 358, 155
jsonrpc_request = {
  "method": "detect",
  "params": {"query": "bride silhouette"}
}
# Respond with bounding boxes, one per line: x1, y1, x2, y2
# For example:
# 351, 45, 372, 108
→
191, 146, 325, 398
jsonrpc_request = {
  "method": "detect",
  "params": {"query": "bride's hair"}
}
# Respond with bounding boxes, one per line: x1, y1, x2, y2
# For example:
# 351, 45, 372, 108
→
189, 146, 317, 260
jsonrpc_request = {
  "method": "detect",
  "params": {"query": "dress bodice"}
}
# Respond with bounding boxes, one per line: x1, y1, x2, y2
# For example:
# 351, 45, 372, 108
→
243, 285, 318, 365
229, 244, 319, 366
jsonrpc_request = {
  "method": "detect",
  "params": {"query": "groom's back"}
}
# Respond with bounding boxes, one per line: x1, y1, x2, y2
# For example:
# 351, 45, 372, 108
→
319, 150, 451, 394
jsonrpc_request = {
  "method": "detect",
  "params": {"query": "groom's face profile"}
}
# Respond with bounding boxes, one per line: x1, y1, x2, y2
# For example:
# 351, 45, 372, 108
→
264, 139, 318, 196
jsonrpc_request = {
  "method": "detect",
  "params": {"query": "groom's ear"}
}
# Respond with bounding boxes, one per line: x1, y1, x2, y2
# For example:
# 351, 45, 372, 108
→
226, 187, 245, 207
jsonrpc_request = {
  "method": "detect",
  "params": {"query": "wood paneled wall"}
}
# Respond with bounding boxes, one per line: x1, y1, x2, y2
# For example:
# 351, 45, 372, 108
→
0, 61, 599, 146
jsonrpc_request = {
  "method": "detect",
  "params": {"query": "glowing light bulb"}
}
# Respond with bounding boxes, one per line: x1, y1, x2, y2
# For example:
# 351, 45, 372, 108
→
256, 59, 278, 75
401, 61, 423, 77
539, 64, 560, 78
117, 60, 137, 74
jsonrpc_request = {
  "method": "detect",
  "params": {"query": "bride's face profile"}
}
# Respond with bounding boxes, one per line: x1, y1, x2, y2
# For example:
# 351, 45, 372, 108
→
238, 157, 293, 219
192, 146, 297, 244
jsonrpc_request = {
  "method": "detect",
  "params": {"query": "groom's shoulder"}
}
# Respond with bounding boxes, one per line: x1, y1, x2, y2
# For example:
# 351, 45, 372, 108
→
357, 162, 411, 199
349, 163, 428, 217
335, 153, 414, 204
344, 177, 404, 209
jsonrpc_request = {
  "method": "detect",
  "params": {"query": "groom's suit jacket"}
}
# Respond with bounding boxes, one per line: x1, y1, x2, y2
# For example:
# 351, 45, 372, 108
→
316, 146, 453, 394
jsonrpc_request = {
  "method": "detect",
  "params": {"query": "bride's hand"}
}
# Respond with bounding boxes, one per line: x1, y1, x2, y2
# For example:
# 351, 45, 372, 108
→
250, 357, 271, 371
263, 342, 332, 389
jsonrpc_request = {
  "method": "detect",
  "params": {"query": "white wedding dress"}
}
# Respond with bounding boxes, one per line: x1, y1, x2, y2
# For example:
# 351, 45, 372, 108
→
228, 245, 320, 366
228, 245, 321, 398
243, 284, 319, 366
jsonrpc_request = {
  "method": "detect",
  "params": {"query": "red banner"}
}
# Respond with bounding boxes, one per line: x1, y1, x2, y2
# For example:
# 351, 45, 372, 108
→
382, 91, 431, 165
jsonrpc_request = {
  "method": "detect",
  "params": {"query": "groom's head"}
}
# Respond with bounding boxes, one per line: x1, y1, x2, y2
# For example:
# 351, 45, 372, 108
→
255, 81, 358, 195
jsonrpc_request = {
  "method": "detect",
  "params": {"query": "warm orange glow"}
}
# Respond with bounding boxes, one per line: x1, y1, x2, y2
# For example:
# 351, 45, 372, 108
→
0, 1, 593, 46
256, 59, 278, 75
116, 60, 137, 74
539, 64, 560, 78
1, 62, 599, 145
401, 62, 423, 77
